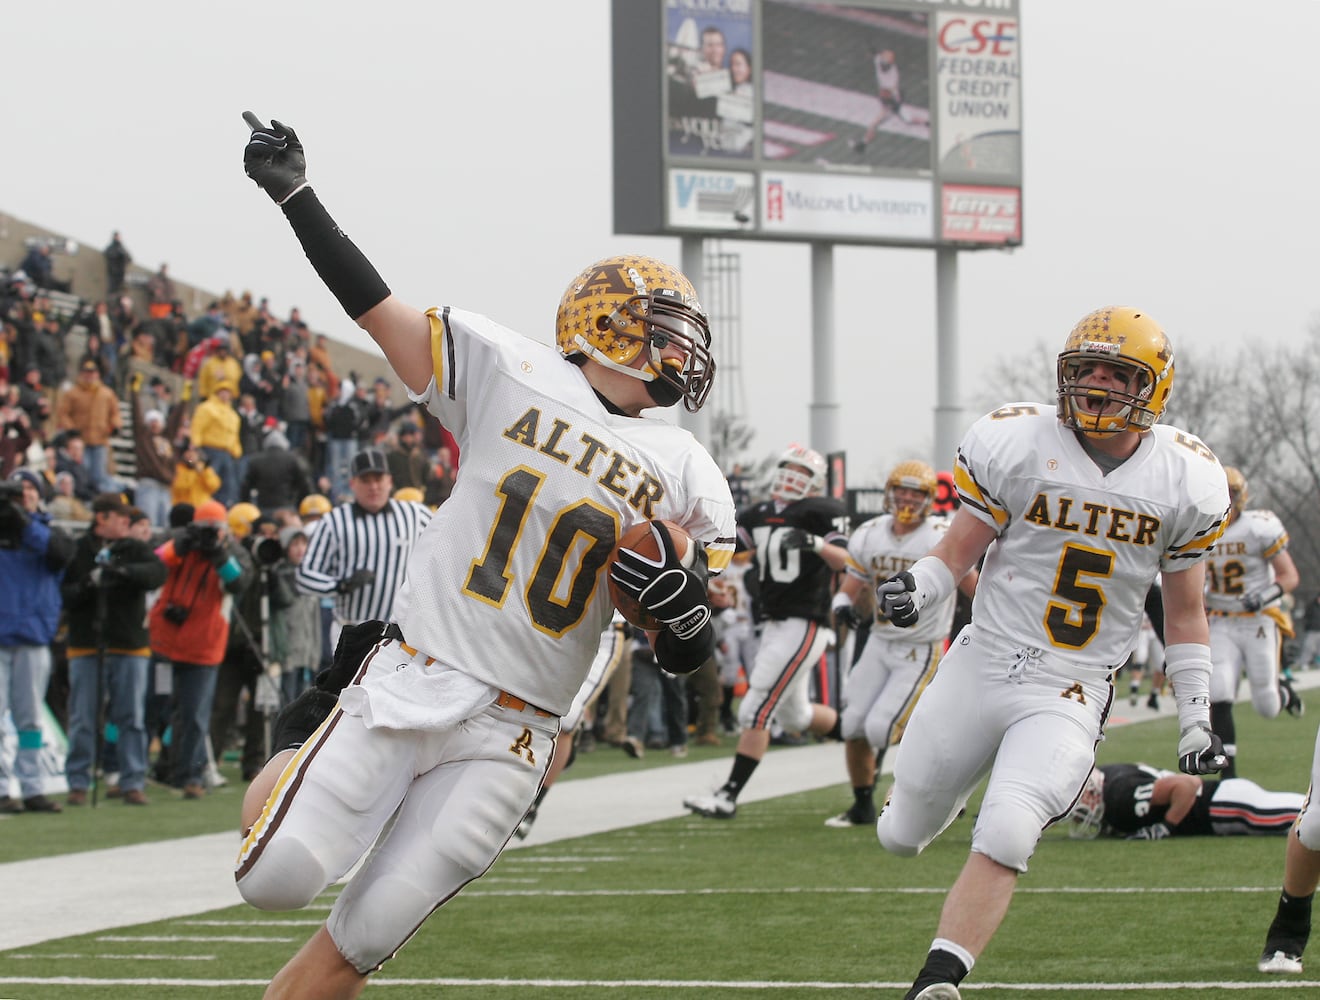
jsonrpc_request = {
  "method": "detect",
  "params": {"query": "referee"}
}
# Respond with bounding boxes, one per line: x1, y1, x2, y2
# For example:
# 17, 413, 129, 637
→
296, 448, 430, 627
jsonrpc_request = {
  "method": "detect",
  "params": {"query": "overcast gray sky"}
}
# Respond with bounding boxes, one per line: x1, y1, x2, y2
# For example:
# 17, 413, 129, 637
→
7, 0, 1318, 485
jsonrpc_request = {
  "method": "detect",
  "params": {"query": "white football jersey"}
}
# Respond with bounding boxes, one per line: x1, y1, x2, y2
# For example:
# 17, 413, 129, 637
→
954, 403, 1228, 674
845, 513, 956, 643
392, 306, 737, 715
1204, 509, 1289, 612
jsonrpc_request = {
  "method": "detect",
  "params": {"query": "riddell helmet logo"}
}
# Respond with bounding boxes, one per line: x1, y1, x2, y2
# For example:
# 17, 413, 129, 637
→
766, 181, 784, 221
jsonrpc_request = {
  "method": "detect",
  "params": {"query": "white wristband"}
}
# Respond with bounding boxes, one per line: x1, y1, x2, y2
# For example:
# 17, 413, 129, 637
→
909, 555, 955, 612
1163, 642, 1213, 732
830, 591, 853, 612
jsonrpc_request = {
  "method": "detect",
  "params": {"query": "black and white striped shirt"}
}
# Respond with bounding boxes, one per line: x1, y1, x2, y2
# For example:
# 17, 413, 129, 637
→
296, 498, 431, 624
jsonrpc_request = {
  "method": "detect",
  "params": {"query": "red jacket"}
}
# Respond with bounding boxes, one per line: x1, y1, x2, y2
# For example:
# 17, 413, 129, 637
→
148, 538, 251, 666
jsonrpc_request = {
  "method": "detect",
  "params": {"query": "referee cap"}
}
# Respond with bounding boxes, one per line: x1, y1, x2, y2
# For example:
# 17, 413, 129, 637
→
351, 449, 389, 478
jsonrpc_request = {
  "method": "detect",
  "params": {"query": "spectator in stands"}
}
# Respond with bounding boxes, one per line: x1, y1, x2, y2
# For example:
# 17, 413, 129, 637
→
279, 358, 312, 454
118, 329, 157, 391
28, 314, 65, 389
0, 388, 33, 479
187, 302, 226, 349
363, 378, 410, 444
49, 471, 91, 523
269, 526, 321, 705
103, 232, 132, 294
322, 378, 360, 502
235, 392, 265, 460
385, 422, 430, 493
62, 493, 166, 806
241, 430, 312, 515
172, 445, 221, 509
149, 499, 252, 798
424, 444, 456, 508
146, 264, 175, 320
210, 503, 270, 782
82, 332, 116, 378
244, 352, 280, 416
55, 431, 96, 503
190, 380, 242, 506
131, 393, 176, 528
17, 367, 51, 433
86, 300, 116, 349
308, 334, 339, 395
18, 244, 56, 291
198, 337, 242, 401
54, 359, 121, 493
0, 468, 74, 814
110, 294, 140, 345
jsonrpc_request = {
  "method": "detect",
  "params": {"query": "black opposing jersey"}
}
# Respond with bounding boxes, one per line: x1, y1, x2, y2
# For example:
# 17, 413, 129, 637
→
1099, 763, 1215, 836
739, 495, 849, 623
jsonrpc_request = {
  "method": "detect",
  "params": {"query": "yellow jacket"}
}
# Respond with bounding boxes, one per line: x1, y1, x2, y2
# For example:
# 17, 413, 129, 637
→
197, 355, 243, 401
171, 462, 222, 506
190, 397, 242, 457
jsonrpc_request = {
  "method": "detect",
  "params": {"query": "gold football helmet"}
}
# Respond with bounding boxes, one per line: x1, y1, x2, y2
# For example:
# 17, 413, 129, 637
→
554, 254, 715, 412
298, 494, 332, 519
393, 487, 424, 504
885, 460, 937, 525
1224, 466, 1248, 519
1056, 306, 1174, 436
227, 501, 261, 539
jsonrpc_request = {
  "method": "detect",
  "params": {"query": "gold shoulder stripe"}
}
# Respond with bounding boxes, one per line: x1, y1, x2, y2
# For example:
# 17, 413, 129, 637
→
1263, 535, 1288, 560
953, 461, 1008, 528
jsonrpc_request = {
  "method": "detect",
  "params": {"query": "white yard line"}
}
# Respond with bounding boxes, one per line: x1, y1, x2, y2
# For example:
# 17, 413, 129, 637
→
3, 671, 1318, 952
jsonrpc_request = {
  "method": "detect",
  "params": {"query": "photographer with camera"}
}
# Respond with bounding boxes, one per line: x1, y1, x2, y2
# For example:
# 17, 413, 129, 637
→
0, 470, 74, 814
61, 493, 167, 807
148, 499, 252, 798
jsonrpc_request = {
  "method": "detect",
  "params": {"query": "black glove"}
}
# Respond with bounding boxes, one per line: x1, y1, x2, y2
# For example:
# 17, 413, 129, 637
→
242, 112, 308, 204
1126, 822, 1172, 841
781, 527, 823, 554
832, 602, 859, 632
174, 529, 196, 556
876, 571, 919, 628
1178, 725, 1228, 775
336, 568, 376, 594
318, 619, 388, 694
610, 522, 712, 641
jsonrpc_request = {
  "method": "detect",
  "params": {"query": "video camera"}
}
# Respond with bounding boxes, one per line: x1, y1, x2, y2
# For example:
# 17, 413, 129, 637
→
0, 481, 28, 548
253, 535, 285, 567
183, 521, 222, 554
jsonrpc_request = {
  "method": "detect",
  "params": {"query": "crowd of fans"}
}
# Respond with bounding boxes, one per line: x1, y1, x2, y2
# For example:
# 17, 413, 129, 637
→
0, 234, 464, 810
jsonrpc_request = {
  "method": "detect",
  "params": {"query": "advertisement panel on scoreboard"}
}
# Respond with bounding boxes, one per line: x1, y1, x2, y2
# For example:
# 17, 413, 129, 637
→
612, 0, 1023, 249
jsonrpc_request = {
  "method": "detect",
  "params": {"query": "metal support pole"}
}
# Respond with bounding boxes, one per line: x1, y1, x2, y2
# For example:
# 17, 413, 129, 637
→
933, 248, 964, 469
809, 243, 839, 454
679, 236, 711, 447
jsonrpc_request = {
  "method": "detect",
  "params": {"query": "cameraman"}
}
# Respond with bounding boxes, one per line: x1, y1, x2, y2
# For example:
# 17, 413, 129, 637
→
61, 493, 166, 807
148, 499, 251, 798
0, 470, 74, 814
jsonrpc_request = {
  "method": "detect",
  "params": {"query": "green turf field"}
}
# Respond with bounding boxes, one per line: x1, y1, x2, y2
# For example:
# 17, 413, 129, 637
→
1, 703, 1317, 998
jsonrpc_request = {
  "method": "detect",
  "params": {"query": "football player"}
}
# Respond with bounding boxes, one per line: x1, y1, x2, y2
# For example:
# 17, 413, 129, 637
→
1204, 466, 1302, 779
824, 460, 977, 828
236, 114, 736, 1000
1067, 762, 1302, 840
1258, 725, 1320, 974
872, 306, 1230, 1000
683, 444, 850, 819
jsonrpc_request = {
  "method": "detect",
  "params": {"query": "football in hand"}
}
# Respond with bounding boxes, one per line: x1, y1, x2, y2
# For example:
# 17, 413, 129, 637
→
606, 519, 694, 631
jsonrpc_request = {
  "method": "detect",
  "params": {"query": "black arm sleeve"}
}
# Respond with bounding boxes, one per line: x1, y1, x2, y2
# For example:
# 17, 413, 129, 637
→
280, 189, 391, 320
652, 621, 716, 676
